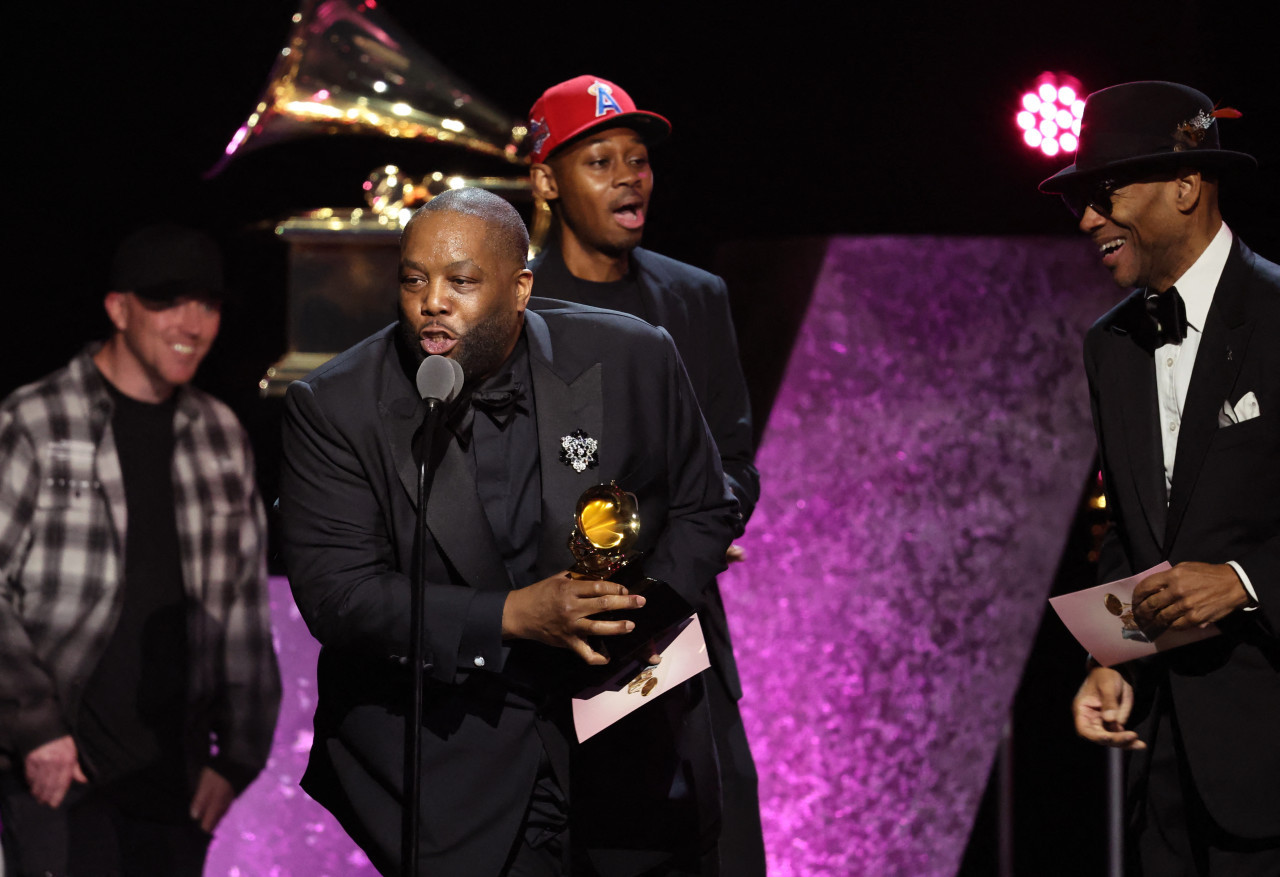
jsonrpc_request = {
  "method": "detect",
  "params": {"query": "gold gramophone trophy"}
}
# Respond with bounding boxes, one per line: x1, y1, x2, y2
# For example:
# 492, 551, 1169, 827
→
569, 482, 641, 579
567, 483, 693, 674
569, 482, 645, 666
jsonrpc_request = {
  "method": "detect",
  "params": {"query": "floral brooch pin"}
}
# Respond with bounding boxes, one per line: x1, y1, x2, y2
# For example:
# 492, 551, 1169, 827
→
560, 430, 599, 473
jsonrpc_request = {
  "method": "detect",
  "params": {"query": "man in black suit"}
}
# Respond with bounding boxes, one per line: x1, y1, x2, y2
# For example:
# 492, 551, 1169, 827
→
1041, 81, 1279, 875
526, 76, 765, 876
278, 187, 738, 876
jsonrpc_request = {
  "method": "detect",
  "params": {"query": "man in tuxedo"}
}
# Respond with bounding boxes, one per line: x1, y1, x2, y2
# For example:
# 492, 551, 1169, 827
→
1041, 81, 1279, 874
526, 76, 765, 875
278, 187, 738, 875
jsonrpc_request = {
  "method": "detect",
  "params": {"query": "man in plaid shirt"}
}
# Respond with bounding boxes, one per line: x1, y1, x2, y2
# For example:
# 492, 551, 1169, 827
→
0, 226, 281, 875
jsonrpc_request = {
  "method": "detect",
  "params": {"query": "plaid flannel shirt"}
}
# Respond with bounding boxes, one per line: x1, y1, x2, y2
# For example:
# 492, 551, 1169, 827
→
0, 347, 280, 789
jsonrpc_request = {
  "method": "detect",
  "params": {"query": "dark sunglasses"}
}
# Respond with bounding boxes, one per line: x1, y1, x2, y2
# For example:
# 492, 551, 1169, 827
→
1061, 177, 1124, 219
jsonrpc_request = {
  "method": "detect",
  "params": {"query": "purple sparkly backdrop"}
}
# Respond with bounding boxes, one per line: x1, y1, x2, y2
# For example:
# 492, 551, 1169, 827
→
207, 577, 371, 875
207, 236, 1120, 875
721, 236, 1118, 875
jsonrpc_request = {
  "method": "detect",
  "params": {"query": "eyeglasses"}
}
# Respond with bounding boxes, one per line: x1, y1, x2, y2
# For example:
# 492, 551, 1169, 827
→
1061, 177, 1123, 219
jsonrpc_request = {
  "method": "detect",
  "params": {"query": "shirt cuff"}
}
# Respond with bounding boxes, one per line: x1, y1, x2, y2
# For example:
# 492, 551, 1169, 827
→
458, 588, 509, 673
1227, 560, 1259, 610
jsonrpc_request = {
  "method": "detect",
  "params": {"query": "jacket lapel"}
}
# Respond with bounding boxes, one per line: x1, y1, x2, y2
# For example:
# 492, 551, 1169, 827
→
379, 345, 423, 508
525, 310, 605, 574
630, 248, 680, 329
1164, 240, 1255, 550
377, 337, 509, 591
426, 440, 512, 591
1107, 292, 1169, 548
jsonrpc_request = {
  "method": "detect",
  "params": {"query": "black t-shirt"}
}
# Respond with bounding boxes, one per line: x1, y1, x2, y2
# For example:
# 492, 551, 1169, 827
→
76, 377, 190, 817
560, 270, 649, 324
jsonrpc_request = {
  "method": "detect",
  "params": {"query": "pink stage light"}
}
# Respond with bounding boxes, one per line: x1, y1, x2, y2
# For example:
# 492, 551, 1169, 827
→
1017, 72, 1084, 157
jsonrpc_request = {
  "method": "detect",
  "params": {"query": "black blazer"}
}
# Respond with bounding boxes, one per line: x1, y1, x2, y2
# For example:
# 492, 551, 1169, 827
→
530, 246, 759, 521
1085, 236, 1280, 838
531, 245, 759, 699
279, 306, 738, 875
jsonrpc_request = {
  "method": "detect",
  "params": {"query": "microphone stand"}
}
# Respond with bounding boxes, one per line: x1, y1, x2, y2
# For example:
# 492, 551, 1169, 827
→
403, 395, 444, 876
402, 352, 459, 875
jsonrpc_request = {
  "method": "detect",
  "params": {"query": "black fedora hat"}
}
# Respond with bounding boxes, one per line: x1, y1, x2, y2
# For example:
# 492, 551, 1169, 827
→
1039, 81, 1255, 194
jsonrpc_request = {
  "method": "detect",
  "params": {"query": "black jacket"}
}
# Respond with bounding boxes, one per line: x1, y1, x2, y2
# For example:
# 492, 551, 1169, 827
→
279, 306, 737, 875
1086, 236, 1280, 838
531, 245, 758, 699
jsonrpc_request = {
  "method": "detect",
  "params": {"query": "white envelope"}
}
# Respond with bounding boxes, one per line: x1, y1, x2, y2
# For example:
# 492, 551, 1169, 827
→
1048, 563, 1219, 666
572, 613, 710, 742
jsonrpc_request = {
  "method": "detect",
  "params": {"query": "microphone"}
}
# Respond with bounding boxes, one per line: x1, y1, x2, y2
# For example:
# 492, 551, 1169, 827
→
416, 355, 464, 404
405, 353, 464, 875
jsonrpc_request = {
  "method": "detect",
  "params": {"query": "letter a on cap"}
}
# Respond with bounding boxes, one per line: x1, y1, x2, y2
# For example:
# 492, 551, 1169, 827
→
588, 81, 623, 118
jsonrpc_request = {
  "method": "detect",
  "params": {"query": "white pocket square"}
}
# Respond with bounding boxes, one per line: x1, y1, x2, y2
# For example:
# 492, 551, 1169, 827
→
1219, 391, 1260, 427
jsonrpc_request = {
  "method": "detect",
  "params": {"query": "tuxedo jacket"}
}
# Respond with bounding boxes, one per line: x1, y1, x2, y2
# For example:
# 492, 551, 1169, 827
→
531, 245, 759, 699
279, 306, 738, 876
1085, 236, 1280, 838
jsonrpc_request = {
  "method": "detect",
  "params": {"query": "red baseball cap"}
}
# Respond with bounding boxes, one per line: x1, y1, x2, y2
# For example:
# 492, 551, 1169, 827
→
527, 75, 671, 164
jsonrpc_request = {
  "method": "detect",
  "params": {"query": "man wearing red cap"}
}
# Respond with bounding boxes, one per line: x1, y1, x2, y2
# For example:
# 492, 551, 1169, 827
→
526, 75, 765, 876
1042, 81, 1279, 874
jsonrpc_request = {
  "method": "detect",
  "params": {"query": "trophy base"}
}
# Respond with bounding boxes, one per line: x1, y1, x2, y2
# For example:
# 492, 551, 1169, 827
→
585, 571, 693, 677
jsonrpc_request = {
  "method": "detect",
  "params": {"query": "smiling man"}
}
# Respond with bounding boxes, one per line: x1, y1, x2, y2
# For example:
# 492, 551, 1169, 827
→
1041, 82, 1280, 874
0, 225, 280, 875
279, 188, 738, 875
526, 76, 766, 876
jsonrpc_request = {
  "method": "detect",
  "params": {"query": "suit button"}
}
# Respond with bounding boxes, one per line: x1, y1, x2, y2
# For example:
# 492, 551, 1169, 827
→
473, 656, 486, 668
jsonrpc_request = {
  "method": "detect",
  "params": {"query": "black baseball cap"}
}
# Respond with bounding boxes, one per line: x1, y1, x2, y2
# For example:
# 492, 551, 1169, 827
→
109, 224, 225, 303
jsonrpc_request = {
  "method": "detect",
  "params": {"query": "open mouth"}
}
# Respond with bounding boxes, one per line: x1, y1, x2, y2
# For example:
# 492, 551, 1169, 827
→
420, 326, 458, 356
172, 343, 196, 355
612, 198, 646, 231
1098, 238, 1125, 265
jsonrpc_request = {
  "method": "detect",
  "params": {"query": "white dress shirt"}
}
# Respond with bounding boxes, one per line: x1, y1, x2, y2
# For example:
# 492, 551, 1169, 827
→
1154, 222, 1258, 605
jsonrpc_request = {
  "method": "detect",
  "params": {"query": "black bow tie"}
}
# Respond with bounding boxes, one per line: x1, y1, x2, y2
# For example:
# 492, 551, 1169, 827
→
472, 378, 526, 426
1145, 287, 1188, 347
448, 376, 526, 443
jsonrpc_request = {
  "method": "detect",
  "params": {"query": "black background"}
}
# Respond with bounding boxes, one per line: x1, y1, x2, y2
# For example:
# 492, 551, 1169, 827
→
8, 0, 1278, 392
7, 3, 1277, 872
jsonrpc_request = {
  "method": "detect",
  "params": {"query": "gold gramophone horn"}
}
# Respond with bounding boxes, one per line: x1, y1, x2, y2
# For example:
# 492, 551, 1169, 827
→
569, 483, 641, 578
206, 0, 527, 176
